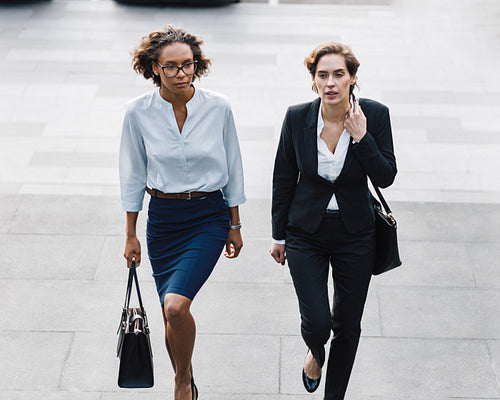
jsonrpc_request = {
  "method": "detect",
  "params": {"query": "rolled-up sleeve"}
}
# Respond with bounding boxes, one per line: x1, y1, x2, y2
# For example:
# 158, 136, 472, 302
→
119, 107, 147, 212
221, 105, 246, 207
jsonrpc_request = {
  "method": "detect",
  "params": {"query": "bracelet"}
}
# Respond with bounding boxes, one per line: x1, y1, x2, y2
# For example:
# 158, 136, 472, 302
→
229, 223, 242, 230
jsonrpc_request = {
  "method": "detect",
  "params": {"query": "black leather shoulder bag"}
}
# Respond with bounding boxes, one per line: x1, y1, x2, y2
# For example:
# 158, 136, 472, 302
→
117, 260, 154, 388
371, 185, 402, 275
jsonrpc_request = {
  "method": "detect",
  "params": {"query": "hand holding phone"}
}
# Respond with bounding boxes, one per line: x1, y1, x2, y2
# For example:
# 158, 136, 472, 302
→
344, 93, 366, 143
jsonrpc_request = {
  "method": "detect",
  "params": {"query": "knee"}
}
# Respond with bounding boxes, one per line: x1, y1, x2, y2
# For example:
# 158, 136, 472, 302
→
164, 297, 190, 325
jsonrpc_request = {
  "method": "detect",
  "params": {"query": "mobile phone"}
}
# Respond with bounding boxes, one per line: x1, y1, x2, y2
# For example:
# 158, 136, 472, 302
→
345, 93, 356, 119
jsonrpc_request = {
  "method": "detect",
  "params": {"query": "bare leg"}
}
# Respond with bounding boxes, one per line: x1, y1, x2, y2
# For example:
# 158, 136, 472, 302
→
163, 293, 196, 400
304, 349, 322, 379
161, 306, 194, 377
161, 307, 177, 373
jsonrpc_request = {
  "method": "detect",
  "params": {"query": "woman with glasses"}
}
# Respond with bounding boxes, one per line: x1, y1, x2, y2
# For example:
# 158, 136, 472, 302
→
119, 25, 246, 400
270, 42, 397, 400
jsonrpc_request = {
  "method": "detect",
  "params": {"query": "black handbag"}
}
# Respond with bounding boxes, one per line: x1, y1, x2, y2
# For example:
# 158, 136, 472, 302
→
117, 260, 154, 388
371, 185, 402, 275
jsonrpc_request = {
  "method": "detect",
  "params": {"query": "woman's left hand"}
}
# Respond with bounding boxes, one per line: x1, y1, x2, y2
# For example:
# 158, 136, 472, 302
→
344, 99, 367, 143
224, 229, 243, 258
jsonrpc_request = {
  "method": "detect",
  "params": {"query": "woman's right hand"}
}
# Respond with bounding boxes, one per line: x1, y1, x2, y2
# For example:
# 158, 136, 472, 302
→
124, 235, 141, 268
270, 243, 286, 266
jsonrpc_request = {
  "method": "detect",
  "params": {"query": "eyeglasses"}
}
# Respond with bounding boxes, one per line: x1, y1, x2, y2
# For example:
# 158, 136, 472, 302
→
156, 61, 198, 78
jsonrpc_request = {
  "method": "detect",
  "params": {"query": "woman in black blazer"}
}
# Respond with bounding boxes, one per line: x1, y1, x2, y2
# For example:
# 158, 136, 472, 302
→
270, 42, 397, 400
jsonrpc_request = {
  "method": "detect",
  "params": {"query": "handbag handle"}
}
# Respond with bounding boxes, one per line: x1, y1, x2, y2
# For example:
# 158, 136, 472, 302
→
123, 259, 146, 314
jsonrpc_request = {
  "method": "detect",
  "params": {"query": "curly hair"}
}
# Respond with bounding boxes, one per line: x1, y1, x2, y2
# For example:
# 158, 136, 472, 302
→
304, 42, 360, 95
132, 25, 211, 87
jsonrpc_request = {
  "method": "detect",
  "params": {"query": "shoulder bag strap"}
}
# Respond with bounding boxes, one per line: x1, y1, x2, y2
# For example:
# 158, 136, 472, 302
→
370, 179, 397, 227
372, 185, 392, 215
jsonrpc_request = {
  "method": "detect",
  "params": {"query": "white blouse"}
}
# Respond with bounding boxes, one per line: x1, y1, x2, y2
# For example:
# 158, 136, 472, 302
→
317, 105, 350, 210
119, 86, 246, 212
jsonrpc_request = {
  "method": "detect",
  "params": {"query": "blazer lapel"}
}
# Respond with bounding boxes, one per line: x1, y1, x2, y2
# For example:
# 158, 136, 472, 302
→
303, 98, 321, 175
335, 139, 355, 183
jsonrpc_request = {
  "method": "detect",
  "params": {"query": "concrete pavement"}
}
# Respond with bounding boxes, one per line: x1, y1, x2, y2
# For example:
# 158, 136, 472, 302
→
1, 0, 499, 399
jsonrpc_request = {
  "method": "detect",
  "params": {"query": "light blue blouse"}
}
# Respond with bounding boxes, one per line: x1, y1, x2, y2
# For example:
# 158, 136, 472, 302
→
119, 86, 246, 212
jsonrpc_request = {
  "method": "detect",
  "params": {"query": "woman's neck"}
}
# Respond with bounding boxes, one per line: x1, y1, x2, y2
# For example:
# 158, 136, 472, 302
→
321, 100, 350, 124
159, 85, 195, 108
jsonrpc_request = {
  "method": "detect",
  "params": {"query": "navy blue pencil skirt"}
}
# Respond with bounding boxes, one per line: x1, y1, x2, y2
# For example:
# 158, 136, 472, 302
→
146, 190, 229, 305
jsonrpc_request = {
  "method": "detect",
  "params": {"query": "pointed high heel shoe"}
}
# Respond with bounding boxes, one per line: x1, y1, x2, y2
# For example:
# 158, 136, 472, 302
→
302, 351, 321, 393
190, 376, 198, 400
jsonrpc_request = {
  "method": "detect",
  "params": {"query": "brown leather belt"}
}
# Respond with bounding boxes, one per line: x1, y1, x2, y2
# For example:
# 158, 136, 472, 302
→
146, 187, 210, 200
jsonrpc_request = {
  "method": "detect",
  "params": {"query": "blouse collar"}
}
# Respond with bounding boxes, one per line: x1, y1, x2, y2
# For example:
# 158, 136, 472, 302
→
154, 84, 199, 110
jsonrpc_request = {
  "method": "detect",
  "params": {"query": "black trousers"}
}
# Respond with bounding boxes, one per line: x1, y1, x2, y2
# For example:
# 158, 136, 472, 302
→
286, 211, 375, 400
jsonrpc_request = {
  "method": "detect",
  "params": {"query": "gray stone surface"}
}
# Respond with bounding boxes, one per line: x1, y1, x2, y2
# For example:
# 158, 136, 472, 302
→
8, 194, 125, 235
0, 233, 104, 280
0, 121, 45, 137
193, 334, 280, 394
466, 243, 500, 289
395, 202, 500, 242
348, 338, 499, 398
0, 332, 74, 391
193, 281, 299, 335
1, 392, 99, 400
1, 0, 500, 399
379, 287, 500, 339
29, 152, 118, 168
376, 240, 476, 288
0, 194, 21, 232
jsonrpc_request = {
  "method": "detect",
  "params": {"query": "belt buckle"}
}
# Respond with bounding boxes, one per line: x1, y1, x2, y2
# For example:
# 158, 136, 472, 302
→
186, 192, 192, 200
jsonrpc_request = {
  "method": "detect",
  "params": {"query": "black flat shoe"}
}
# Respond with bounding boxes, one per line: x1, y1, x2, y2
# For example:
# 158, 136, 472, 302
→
302, 351, 321, 393
190, 376, 198, 400
302, 369, 321, 393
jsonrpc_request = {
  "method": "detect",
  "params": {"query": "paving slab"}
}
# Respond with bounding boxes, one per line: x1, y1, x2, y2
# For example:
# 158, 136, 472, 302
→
348, 338, 500, 398
378, 287, 500, 339
0, 392, 100, 400
0, 331, 73, 391
395, 202, 500, 243
101, 393, 323, 400
192, 334, 280, 394
9, 194, 126, 236
487, 340, 500, 387
0, 233, 104, 280
0, 194, 21, 233
0, 121, 45, 137
466, 242, 500, 289
192, 281, 299, 335
371, 240, 476, 288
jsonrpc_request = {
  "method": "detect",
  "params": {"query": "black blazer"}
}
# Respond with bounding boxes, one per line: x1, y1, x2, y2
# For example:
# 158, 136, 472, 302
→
272, 97, 397, 240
